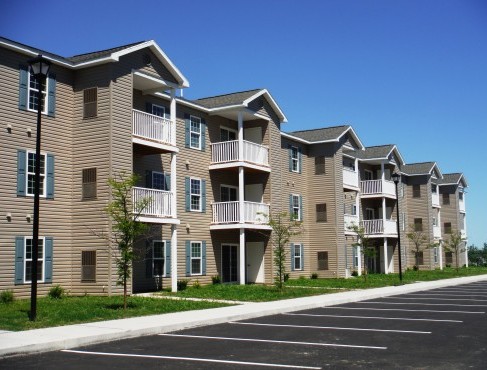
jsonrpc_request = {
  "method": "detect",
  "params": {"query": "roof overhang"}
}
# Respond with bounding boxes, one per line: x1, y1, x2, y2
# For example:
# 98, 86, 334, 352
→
281, 126, 364, 149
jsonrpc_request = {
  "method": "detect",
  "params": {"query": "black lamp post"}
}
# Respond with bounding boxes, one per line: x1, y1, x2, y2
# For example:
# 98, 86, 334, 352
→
391, 172, 403, 283
28, 54, 51, 321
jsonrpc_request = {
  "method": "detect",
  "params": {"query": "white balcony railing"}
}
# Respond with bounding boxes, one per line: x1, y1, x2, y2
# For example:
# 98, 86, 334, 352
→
211, 140, 269, 167
344, 214, 359, 230
133, 187, 172, 218
343, 168, 359, 188
459, 198, 466, 212
461, 229, 467, 239
132, 109, 175, 146
433, 225, 441, 238
360, 179, 396, 197
212, 201, 269, 224
361, 219, 397, 235
432, 192, 440, 207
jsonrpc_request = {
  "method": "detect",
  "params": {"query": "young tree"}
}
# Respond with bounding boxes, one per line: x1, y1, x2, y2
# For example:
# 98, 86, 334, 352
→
443, 231, 466, 271
105, 172, 150, 309
348, 224, 375, 282
406, 225, 428, 270
268, 211, 302, 290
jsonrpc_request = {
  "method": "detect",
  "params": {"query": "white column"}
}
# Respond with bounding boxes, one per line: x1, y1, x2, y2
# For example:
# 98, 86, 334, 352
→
170, 224, 178, 292
383, 238, 388, 274
238, 111, 244, 161
170, 89, 176, 146
357, 246, 362, 276
171, 153, 177, 218
239, 166, 245, 223
439, 241, 443, 270
382, 197, 386, 223
239, 228, 245, 285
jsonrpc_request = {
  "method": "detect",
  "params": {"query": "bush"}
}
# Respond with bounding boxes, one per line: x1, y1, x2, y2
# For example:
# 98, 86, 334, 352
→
48, 285, 65, 299
177, 279, 189, 291
446, 264, 452, 268
413, 265, 419, 271
192, 280, 201, 289
310, 273, 318, 279
284, 273, 290, 282
211, 275, 221, 285
351, 270, 358, 277
0, 290, 14, 304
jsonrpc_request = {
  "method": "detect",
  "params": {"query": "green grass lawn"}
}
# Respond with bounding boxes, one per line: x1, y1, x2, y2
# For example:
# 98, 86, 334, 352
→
160, 284, 337, 302
0, 296, 229, 331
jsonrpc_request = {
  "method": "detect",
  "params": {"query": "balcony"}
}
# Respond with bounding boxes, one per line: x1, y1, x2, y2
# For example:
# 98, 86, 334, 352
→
461, 229, 467, 239
344, 214, 359, 231
459, 198, 466, 213
132, 187, 177, 224
343, 168, 359, 189
211, 201, 271, 229
432, 192, 440, 208
210, 140, 269, 171
360, 180, 396, 198
132, 109, 177, 151
361, 219, 397, 236
433, 225, 441, 239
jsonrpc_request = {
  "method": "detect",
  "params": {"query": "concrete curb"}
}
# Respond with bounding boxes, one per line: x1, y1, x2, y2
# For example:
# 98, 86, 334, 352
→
1, 274, 487, 358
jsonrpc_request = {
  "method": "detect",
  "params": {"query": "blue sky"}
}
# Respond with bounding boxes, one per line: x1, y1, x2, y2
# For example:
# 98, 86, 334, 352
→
1, 0, 486, 246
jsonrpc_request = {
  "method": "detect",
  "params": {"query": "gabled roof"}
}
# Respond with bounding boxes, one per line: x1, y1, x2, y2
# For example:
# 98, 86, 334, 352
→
0, 37, 189, 87
282, 125, 364, 149
439, 173, 468, 187
401, 162, 442, 178
345, 144, 405, 165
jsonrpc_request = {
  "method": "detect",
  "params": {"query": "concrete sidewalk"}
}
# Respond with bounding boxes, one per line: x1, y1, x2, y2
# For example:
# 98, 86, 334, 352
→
1, 274, 487, 358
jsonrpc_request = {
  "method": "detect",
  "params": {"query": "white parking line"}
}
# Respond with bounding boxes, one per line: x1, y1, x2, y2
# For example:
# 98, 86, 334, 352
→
434, 289, 487, 294
383, 297, 487, 302
61, 349, 322, 369
324, 307, 485, 314
361, 301, 487, 307
159, 333, 387, 350
284, 313, 462, 323
405, 293, 487, 298
230, 321, 431, 334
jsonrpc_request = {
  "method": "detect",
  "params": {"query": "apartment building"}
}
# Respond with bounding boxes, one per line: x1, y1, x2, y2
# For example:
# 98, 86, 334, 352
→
0, 37, 470, 297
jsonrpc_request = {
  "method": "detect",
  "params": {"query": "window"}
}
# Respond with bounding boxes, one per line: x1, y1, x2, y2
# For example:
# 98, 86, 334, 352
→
433, 247, 438, 264
399, 183, 404, 198
365, 208, 375, 220
351, 205, 357, 216
353, 247, 359, 269
445, 252, 453, 264
415, 251, 424, 265
443, 193, 450, 205
190, 178, 202, 211
27, 151, 46, 196
220, 127, 237, 141
152, 104, 165, 117
152, 172, 170, 191
152, 241, 165, 277
414, 218, 423, 232
292, 244, 303, 270
413, 184, 421, 198
221, 185, 238, 202
190, 115, 202, 149
432, 217, 437, 227
364, 170, 373, 180
83, 88, 97, 118
290, 146, 299, 172
444, 222, 452, 234
316, 203, 327, 222
82, 168, 97, 200
190, 242, 202, 275
291, 194, 301, 221
317, 251, 329, 270
81, 250, 96, 282
459, 192, 464, 201
28, 72, 48, 113
25, 237, 45, 283
315, 156, 326, 175
402, 212, 406, 231
431, 184, 437, 194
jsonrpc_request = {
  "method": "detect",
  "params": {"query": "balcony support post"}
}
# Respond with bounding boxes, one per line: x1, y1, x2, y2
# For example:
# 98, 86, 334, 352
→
238, 111, 244, 161
170, 89, 176, 145
171, 224, 178, 292
382, 197, 386, 222
239, 166, 245, 223
239, 228, 246, 285
171, 153, 177, 218
439, 240, 443, 270
383, 237, 389, 274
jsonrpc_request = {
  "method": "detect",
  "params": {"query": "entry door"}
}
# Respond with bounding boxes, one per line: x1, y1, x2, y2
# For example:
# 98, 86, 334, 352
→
221, 244, 238, 283
246, 242, 264, 283
244, 127, 262, 144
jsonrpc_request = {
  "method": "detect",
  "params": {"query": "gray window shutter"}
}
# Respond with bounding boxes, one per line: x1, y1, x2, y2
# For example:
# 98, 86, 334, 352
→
145, 170, 153, 188
19, 66, 28, 111
165, 173, 171, 191
46, 154, 54, 199
352, 247, 357, 267
202, 241, 207, 275
298, 147, 302, 173
299, 195, 303, 221
201, 118, 206, 151
185, 241, 191, 276
47, 74, 56, 117
201, 180, 206, 213
165, 240, 171, 277
17, 150, 27, 196
289, 195, 293, 220
185, 177, 190, 211
184, 113, 190, 148
44, 237, 53, 283
15, 236, 24, 284
290, 243, 295, 271
145, 240, 152, 278
301, 244, 304, 270
288, 145, 292, 172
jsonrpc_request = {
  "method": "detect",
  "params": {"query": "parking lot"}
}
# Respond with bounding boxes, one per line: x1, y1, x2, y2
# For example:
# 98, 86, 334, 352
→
3, 281, 487, 369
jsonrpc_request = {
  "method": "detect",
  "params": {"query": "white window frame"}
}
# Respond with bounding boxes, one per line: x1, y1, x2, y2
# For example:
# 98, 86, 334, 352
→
190, 177, 202, 212
152, 171, 169, 191
351, 204, 357, 216
152, 104, 165, 118
27, 72, 48, 114
24, 236, 45, 283
365, 208, 375, 220
291, 146, 299, 172
190, 115, 202, 150
364, 169, 374, 180
293, 243, 303, 270
432, 217, 437, 227
26, 150, 47, 197
152, 240, 165, 277
433, 247, 439, 264
402, 212, 406, 231
220, 126, 237, 142
353, 246, 360, 269
220, 184, 238, 202
190, 241, 202, 276
292, 194, 301, 221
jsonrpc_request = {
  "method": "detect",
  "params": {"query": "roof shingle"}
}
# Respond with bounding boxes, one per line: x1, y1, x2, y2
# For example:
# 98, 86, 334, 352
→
194, 89, 262, 109
287, 125, 350, 142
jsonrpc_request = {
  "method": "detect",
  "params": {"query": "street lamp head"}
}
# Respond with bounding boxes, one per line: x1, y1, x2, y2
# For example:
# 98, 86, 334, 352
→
391, 172, 401, 184
28, 54, 51, 78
